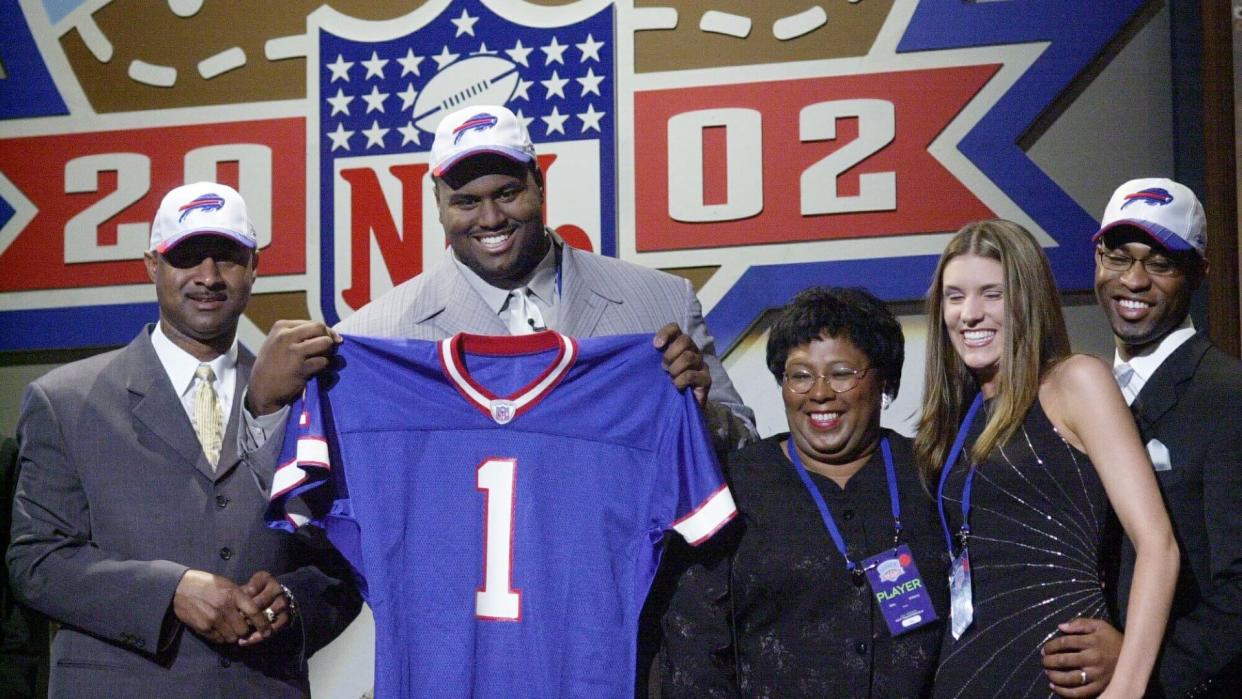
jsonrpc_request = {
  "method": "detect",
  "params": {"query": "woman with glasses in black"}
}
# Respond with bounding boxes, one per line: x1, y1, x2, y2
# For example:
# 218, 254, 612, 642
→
660, 286, 945, 698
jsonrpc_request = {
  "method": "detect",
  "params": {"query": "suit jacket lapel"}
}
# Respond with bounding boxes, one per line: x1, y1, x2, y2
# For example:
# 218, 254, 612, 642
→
556, 242, 619, 337
410, 256, 508, 337
127, 327, 212, 477
1132, 333, 1210, 430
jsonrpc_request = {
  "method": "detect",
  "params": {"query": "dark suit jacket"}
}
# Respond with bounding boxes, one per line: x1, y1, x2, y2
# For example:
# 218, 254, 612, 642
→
1117, 333, 1242, 698
6, 326, 361, 698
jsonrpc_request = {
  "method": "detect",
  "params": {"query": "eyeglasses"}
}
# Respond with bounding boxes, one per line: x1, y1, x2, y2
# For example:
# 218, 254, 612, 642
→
782, 366, 872, 394
1096, 247, 1181, 277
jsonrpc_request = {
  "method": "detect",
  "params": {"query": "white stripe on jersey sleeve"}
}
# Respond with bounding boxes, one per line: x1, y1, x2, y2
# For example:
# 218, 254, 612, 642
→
297, 436, 330, 467
270, 437, 328, 500
672, 484, 738, 546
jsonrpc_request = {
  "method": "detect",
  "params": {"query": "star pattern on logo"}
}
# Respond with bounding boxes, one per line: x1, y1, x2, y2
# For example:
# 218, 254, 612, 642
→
396, 84, 418, 110
362, 85, 389, 114
318, 6, 612, 162
506, 39, 533, 67
451, 8, 479, 37
327, 122, 354, 151
326, 54, 353, 82
576, 68, 604, 97
576, 34, 603, 63
361, 51, 388, 80
513, 79, 533, 101
398, 122, 421, 146
541, 71, 568, 100
397, 48, 424, 77
541, 106, 568, 135
327, 88, 353, 116
577, 104, 605, 133
541, 37, 568, 66
362, 120, 390, 149
432, 46, 460, 70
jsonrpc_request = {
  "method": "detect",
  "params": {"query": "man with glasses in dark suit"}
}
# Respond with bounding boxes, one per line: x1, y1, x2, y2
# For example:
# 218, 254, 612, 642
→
1041, 178, 1242, 698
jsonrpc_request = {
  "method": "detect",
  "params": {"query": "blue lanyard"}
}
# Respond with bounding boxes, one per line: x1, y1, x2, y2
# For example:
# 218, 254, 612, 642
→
936, 393, 986, 556
786, 436, 902, 576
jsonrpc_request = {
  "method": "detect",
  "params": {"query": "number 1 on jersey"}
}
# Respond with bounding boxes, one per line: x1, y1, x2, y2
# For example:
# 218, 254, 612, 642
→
476, 458, 521, 620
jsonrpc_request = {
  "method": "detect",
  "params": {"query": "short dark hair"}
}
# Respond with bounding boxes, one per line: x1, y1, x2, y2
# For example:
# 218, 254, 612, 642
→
433, 154, 543, 190
765, 286, 905, 399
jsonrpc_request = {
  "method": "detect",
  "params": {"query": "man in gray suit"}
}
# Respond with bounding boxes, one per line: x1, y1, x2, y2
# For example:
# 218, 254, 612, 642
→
7, 182, 361, 698
246, 104, 755, 450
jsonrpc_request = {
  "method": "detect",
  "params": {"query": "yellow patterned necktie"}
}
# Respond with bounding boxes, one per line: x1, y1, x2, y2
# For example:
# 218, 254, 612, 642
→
193, 364, 222, 468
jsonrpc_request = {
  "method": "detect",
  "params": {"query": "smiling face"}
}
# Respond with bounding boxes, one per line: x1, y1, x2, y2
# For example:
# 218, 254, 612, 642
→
144, 235, 256, 360
434, 156, 549, 291
941, 253, 1006, 395
1094, 231, 1199, 358
782, 334, 883, 476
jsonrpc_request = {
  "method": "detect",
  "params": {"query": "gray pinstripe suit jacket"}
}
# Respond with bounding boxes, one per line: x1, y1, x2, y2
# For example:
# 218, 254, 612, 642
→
336, 233, 757, 449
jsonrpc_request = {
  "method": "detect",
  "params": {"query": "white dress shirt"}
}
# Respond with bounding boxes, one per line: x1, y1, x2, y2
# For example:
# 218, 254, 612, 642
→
1112, 317, 1196, 405
452, 236, 560, 331
150, 322, 238, 430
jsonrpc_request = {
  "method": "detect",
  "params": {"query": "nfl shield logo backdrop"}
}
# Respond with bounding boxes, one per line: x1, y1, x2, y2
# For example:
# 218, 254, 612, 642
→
309, 2, 615, 325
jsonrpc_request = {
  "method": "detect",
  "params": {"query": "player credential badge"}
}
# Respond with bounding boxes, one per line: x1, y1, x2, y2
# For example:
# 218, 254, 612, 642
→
308, 1, 616, 326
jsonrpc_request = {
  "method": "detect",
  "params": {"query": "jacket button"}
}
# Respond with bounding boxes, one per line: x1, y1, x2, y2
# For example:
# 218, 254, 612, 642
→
218, 656, 231, 668
855, 642, 867, 655
215, 495, 229, 509
842, 509, 855, 521
219, 547, 233, 561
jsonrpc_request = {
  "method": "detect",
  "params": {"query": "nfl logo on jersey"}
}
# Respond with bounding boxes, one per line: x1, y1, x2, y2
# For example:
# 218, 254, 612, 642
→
490, 400, 516, 425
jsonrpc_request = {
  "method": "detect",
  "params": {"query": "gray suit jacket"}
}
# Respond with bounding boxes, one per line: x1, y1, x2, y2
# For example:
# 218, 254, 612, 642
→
337, 236, 757, 450
6, 327, 361, 699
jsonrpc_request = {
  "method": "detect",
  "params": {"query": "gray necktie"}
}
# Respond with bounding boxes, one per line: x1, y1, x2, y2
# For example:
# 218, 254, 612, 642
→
507, 288, 546, 335
1114, 362, 1137, 405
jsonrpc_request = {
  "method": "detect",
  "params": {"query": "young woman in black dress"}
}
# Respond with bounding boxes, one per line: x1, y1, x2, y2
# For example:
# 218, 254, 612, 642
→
917, 220, 1178, 698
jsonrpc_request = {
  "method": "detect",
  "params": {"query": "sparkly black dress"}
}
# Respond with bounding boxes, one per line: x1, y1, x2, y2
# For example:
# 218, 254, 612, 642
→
933, 401, 1111, 698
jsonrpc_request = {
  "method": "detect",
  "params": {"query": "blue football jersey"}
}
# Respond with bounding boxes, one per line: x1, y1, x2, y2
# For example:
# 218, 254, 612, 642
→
267, 331, 735, 698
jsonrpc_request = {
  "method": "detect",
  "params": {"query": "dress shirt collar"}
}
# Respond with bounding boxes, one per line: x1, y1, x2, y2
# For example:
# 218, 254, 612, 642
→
451, 234, 560, 315
1112, 316, 1195, 401
150, 322, 238, 413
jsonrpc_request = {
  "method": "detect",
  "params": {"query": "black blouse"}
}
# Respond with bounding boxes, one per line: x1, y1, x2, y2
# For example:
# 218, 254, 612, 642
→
660, 431, 947, 698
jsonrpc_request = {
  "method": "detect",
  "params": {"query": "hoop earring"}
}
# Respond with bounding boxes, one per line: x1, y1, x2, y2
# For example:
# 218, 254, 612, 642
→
881, 393, 892, 410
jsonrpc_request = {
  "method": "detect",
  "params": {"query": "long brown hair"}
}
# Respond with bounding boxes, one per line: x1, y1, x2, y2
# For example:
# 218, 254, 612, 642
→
914, 220, 1072, 484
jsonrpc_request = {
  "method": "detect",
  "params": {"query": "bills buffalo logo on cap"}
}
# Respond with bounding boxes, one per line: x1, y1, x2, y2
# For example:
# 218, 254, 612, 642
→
178, 193, 227, 222
1120, 187, 1174, 210
453, 113, 500, 145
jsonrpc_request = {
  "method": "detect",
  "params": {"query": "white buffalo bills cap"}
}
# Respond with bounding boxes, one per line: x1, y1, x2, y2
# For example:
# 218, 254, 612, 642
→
149, 181, 257, 253
1093, 177, 1206, 258
429, 105, 536, 177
